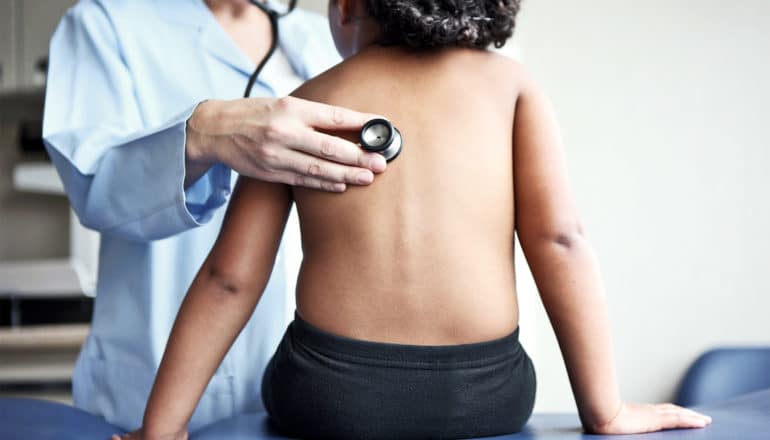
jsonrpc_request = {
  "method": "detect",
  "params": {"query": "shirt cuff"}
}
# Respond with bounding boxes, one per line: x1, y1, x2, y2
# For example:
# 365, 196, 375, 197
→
176, 104, 234, 226
182, 162, 233, 226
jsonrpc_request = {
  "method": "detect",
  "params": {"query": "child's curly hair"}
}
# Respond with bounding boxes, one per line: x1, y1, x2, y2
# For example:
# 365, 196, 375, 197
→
364, 0, 522, 49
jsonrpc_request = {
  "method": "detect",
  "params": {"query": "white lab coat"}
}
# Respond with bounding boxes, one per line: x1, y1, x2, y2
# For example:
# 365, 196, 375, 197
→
42, 0, 339, 431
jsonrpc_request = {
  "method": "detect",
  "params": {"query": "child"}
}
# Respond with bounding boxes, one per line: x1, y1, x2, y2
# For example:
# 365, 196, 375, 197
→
117, 0, 712, 438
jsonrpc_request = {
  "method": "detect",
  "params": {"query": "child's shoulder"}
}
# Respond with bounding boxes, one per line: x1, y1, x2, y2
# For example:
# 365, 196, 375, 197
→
290, 61, 350, 104
290, 47, 535, 108
473, 51, 543, 101
437, 49, 536, 103
472, 50, 531, 85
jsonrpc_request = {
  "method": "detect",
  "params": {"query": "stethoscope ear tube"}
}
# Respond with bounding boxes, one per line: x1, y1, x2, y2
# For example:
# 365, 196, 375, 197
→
243, 0, 299, 98
360, 118, 403, 162
249, 0, 297, 18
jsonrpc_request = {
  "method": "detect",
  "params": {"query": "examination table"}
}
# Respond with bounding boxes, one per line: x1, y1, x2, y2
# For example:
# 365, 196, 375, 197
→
1, 388, 768, 439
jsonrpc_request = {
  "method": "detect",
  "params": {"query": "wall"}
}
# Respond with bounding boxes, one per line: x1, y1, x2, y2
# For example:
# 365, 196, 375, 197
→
514, 0, 770, 411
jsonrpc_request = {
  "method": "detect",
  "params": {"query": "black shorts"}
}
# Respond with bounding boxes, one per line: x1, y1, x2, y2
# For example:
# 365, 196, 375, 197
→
261, 312, 536, 439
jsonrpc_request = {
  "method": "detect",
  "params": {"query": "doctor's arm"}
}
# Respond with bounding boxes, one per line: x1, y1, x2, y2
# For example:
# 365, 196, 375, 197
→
113, 177, 292, 440
44, 5, 384, 242
512, 72, 712, 434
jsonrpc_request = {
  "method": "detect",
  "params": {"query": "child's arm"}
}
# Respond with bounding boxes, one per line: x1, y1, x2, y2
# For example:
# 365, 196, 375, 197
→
512, 69, 711, 434
114, 177, 292, 440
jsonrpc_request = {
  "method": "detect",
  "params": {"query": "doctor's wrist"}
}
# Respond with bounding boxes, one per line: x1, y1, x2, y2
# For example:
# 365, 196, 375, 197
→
185, 100, 221, 166
183, 100, 229, 187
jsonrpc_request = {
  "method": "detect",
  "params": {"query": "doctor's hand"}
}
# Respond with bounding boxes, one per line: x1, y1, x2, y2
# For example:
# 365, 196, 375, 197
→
586, 402, 712, 435
184, 97, 388, 192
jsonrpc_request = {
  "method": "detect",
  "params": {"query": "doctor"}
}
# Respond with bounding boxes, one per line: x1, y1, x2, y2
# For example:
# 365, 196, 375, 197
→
42, 0, 386, 431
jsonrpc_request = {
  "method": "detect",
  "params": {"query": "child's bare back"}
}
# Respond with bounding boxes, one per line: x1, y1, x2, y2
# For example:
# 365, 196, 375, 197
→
292, 46, 522, 345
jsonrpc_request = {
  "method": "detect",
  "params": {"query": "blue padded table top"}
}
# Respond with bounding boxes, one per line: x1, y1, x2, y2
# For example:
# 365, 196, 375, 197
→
0, 396, 118, 440
1, 388, 768, 439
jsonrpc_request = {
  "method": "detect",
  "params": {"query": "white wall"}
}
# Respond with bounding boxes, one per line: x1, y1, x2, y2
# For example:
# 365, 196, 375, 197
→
300, 0, 325, 14
515, 0, 770, 411
299, 0, 770, 411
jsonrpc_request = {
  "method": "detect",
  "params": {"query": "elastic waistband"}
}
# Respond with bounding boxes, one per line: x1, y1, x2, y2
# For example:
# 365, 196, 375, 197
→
289, 311, 522, 366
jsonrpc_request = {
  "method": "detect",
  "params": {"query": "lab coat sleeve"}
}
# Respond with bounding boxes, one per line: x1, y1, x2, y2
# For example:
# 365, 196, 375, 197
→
42, 2, 232, 242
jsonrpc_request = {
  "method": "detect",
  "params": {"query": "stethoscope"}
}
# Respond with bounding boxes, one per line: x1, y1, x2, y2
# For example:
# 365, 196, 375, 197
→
360, 118, 403, 162
245, 0, 403, 162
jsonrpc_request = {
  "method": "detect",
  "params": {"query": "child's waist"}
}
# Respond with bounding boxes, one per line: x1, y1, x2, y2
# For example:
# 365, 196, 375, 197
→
289, 310, 523, 368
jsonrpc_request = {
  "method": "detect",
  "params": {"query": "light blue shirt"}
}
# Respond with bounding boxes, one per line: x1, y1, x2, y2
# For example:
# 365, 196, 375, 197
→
42, 0, 339, 431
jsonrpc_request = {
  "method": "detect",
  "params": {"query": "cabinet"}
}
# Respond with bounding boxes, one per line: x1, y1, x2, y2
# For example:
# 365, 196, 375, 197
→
0, 0, 85, 403
0, 1, 17, 91
0, 0, 76, 91
0, 165, 95, 403
17, 0, 76, 88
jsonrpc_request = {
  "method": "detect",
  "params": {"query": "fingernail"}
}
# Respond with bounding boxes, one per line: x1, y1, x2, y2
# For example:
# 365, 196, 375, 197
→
369, 156, 387, 172
334, 183, 346, 192
356, 171, 374, 184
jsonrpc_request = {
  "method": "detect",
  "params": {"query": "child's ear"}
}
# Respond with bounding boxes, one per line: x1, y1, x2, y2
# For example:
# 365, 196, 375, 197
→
336, 0, 354, 25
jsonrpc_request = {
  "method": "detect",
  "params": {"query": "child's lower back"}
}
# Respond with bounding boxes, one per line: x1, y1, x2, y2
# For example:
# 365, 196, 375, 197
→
291, 45, 522, 345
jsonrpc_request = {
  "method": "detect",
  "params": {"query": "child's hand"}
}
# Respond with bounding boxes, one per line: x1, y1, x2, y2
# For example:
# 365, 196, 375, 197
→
589, 402, 712, 434
110, 429, 188, 440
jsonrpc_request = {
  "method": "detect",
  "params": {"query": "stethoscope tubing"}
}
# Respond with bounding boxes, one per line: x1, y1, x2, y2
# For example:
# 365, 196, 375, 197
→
243, 0, 297, 98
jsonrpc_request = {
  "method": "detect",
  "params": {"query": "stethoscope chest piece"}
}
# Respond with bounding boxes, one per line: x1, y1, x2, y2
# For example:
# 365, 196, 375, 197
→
360, 118, 403, 162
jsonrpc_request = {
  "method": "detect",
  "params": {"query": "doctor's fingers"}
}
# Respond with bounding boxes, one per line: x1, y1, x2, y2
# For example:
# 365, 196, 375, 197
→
288, 128, 387, 172
275, 149, 376, 188
270, 170, 346, 192
274, 96, 381, 131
